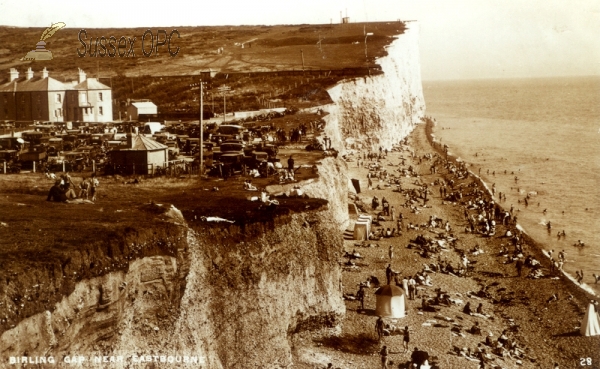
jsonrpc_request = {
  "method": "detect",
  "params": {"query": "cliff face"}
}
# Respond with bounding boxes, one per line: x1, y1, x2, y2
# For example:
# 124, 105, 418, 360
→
324, 24, 426, 151
0, 23, 425, 368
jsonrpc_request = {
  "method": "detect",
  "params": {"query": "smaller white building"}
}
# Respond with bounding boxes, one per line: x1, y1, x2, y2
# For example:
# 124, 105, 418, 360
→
127, 101, 157, 121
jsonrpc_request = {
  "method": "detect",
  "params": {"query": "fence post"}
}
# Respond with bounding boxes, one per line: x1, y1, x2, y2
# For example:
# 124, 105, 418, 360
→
32, 161, 35, 173
151, 164, 154, 176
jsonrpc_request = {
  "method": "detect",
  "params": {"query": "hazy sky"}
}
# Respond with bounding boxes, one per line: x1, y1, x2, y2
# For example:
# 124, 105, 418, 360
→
1, 0, 598, 80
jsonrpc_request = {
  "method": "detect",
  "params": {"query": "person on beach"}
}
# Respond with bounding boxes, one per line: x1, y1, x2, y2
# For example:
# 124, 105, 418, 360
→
375, 317, 385, 341
408, 276, 416, 300
516, 259, 524, 277
388, 245, 394, 260
379, 345, 389, 369
357, 285, 365, 310
410, 348, 429, 369
463, 302, 472, 315
402, 326, 410, 352
386, 264, 393, 285
576, 270, 584, 284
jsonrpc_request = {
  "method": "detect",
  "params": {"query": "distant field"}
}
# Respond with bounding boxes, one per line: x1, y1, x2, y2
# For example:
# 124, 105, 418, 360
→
0, 22, 406, 78
0, 21, 407, 120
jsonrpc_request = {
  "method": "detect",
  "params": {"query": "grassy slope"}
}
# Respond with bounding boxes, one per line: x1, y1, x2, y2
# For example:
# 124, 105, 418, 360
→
0, 22, 405, 119
0, 22, 405, 77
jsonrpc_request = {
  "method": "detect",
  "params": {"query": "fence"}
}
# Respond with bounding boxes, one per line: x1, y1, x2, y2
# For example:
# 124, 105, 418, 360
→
104, 159, 199, 177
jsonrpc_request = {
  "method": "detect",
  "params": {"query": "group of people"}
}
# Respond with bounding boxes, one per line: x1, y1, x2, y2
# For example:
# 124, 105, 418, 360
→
46, 173, 98, 203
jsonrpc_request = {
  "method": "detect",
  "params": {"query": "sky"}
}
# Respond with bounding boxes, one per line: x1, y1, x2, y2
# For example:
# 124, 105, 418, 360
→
0, 0, 598, 80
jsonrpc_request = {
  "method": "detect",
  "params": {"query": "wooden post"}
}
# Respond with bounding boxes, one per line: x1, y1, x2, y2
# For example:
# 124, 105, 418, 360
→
32, 161, 35, 173
3, 161, 5, 174
63, 161, 65, 172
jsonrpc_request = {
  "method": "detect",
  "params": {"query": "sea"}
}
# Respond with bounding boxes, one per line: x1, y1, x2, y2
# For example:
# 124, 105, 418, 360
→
422, 76, 600, 295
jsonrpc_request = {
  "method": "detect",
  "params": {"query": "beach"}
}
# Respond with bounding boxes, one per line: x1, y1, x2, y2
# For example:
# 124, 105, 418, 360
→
292, 121, 600, 368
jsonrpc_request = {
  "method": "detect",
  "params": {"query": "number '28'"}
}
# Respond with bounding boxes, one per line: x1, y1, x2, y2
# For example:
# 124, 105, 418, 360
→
580, 357, 592, 366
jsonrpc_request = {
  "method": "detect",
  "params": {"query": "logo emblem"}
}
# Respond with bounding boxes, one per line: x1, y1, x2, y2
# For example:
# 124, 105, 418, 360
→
21, 22, 66, 61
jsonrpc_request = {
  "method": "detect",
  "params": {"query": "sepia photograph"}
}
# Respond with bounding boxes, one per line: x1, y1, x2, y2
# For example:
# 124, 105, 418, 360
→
0, 1, 598, 368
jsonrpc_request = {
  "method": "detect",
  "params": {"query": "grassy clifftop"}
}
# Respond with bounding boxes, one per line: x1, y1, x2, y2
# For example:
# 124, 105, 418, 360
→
0, 21, 406, 78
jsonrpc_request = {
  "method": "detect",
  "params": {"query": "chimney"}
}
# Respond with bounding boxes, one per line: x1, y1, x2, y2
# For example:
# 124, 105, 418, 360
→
9, 68, 19, 82
26, 67, 33, 80
126, 126, 134, 149
78, 68, 86, 83
41, 67, 49, 79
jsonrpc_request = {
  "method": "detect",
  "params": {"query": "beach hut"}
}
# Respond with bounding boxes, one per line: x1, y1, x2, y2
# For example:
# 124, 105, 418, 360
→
353, 214, 372, 241
580, 302, 600, 336
375, 285, 407, 318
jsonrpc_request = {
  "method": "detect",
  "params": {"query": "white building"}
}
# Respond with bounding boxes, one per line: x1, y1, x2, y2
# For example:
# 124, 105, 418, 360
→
0, 67, 113, 123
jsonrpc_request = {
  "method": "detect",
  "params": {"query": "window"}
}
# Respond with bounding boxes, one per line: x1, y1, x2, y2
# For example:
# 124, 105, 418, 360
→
71, 94, 75, 102
80, 92, 87, 103
56, 108, 62, 117
98, 92, 103, 101
56, 94, 61, 103
99, 106, 103, 115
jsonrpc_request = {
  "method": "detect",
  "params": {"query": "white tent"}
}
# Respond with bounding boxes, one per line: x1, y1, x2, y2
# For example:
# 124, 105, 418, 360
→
580, 303, 600, 336
353, 214, 372, 241
375, 285, 407, 318
353, 220, 370, 240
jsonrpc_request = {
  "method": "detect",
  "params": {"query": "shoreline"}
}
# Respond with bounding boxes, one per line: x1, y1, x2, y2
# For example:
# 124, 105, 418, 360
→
295, 121, 600, 368
426, 118, 598, 299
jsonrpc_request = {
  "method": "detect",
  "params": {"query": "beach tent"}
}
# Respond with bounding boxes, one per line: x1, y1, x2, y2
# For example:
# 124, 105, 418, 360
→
354, 220, 369, 240
580, 303, 600, 336
353, 214, 372, 240
375, 285, 407, 318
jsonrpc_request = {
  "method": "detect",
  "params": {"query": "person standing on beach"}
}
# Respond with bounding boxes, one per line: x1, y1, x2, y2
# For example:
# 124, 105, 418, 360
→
386, 264, 393, 285
356, 285, 365, 310
516, 259, 524, 277
375, 317, 385, 341
388, 245, 394, 260
402, 326, 410, 353
408, 276, 416, 300
379, 345, 389, 369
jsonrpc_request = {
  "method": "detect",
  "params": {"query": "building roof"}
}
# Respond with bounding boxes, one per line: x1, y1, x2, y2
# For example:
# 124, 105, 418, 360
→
0, 77, 67, 92
72, 78, 110, 90
130, 101, 158, 114
131, 101, 156, 109
127, 134, 168, 151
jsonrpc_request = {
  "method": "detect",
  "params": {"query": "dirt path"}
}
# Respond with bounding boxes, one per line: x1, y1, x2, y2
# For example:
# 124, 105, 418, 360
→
292, 123, 600, 369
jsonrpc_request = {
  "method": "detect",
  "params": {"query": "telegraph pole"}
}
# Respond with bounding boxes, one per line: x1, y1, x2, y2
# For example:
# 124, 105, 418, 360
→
191, 80, 206, 175
200, 81, 203, 176
217, 85, 231, 123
